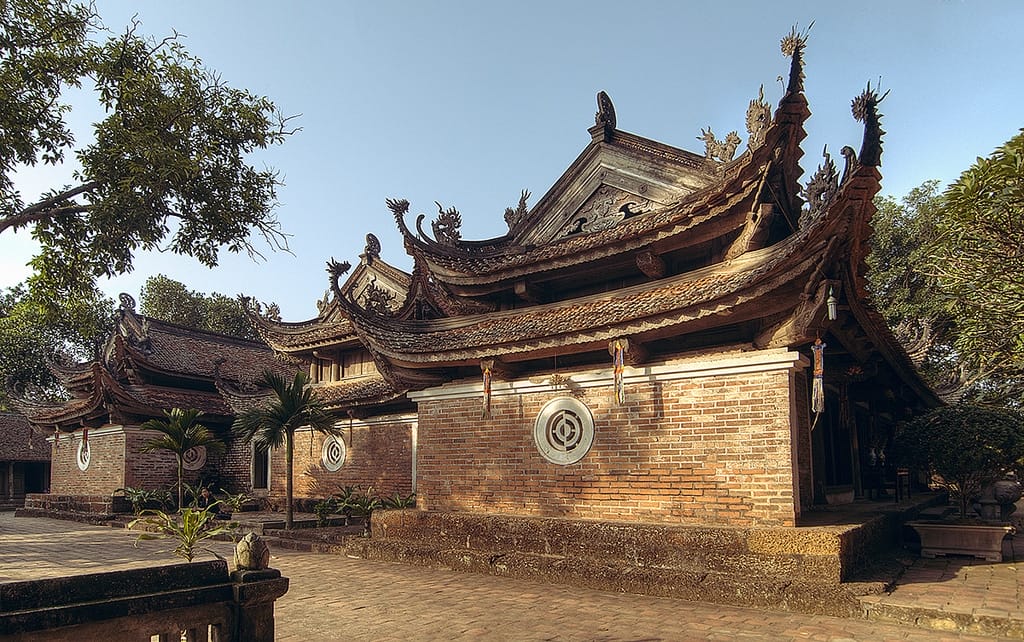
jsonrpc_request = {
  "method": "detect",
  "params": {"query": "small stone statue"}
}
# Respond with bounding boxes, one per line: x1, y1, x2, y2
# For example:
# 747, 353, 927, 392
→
235, 532, 271, 571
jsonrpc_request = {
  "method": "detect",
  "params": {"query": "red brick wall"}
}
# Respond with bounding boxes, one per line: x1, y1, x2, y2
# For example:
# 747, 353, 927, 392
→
49, 428, 125, 495
123, 430, 228, 495
415, 360, 801, 527
268, 418, 414, 501
220, 437, 256, 493
49, 426, 232, 499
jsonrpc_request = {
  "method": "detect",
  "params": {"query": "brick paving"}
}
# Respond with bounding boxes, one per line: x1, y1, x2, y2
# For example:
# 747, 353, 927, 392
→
0, 512, 1019, 641
860, 536, 1024, 637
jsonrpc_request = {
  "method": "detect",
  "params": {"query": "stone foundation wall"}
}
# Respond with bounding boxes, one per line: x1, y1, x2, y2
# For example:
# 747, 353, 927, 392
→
412, 350, 805, 527
360, 508, 891, 617
22, 493, 129, 514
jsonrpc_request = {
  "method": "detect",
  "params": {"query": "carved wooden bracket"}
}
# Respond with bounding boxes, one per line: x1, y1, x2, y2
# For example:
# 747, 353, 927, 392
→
514, 280, 545, 304
754, 279, 837, 348
635, 250, 666, 278
480, 357, 516, 380
724, 203, 775, 260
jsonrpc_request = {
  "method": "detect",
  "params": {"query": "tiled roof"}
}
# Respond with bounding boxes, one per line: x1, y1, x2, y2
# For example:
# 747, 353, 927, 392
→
336, 159, 879, 369
13, 363, 232, 428
252, 254, 412, 353
254, 317, 356, 352
354, 224, 826, 364
312, 376, 401, 407
409, 142, 766, 284
218, 374, 400, 414
129, 317, 288, 383
124, 385, 232, 417
0, 413, 50, 461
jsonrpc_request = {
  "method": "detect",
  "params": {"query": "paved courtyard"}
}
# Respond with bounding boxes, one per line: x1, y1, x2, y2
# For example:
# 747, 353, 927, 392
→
0, 512, 1016, 641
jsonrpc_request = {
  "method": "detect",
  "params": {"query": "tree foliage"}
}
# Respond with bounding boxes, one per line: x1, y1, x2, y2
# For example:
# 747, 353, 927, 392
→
868, 129, 1024, 407
867, 181, 964, 394
932, 130, 1024, 399
0, 282, 114, 409
867, 181, 947, 326
232, 370, 340, 529
1, 0, 295, 302
139, 274, 277, 341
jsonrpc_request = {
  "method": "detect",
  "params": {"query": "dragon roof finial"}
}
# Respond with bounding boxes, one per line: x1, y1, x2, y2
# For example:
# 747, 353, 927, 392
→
852, 80, 889, 167
595, 91, 616, 130
780, 22, 813, 94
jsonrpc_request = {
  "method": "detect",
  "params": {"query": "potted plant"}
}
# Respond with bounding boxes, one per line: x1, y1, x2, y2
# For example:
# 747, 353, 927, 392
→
892, 403, 1024, 560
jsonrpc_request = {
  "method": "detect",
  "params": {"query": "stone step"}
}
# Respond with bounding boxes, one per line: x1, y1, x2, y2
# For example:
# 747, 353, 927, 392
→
861, 595, 1024, 639
337, 536, 886, 618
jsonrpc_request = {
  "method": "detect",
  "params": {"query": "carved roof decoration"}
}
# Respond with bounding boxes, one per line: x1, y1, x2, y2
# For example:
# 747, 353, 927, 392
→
382, 36, 815, 301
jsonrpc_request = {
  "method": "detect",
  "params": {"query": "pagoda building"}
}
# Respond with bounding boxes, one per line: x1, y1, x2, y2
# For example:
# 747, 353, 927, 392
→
0, 413, 50, 508
243, 242, 418, 502
253, 29, 938, 529
13, 294, 292, 510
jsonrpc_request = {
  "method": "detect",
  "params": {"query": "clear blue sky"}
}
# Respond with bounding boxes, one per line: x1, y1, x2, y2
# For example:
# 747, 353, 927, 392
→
3, 1, 1022, 320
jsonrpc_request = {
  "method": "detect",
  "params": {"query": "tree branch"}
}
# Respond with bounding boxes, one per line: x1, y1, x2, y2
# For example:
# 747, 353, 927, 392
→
0, 181, 100, 234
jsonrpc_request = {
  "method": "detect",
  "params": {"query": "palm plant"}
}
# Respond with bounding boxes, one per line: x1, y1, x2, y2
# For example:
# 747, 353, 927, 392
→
232, 370, 340, 529
140, 408, 226, 511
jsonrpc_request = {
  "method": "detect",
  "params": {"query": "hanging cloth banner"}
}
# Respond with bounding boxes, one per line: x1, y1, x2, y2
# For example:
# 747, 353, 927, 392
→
481, 360, 493, 418
608, 339, 629, 405
54, 428, 60, 453
811, 338, 826, 415
82, 427, 89, 445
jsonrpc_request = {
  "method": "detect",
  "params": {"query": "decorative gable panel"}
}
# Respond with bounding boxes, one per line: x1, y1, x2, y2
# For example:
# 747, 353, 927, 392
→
512, 134, 713, 247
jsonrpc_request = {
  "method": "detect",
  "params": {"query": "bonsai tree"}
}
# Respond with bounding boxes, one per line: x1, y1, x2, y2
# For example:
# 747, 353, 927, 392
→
141, 408, 226, 511
232, 370, 342, 529
892, 404, 1024, 518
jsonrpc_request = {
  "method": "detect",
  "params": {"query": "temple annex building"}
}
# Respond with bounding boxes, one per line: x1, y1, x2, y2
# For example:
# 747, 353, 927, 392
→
14, 30, 942, 614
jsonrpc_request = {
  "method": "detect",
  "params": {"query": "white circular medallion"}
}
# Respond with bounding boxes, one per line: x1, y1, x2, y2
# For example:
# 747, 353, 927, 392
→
534, 397, 595, 465
182, 445, 207, 471
76, 439, 91, 471
321, 435, 347, 472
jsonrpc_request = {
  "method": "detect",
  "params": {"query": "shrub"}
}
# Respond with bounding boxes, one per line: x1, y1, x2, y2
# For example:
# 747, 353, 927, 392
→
892, 404, 1024, 518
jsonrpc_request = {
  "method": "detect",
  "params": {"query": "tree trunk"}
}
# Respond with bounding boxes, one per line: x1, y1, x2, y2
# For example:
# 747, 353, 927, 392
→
177, 457, 184, 511
285, 431, 294, 529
